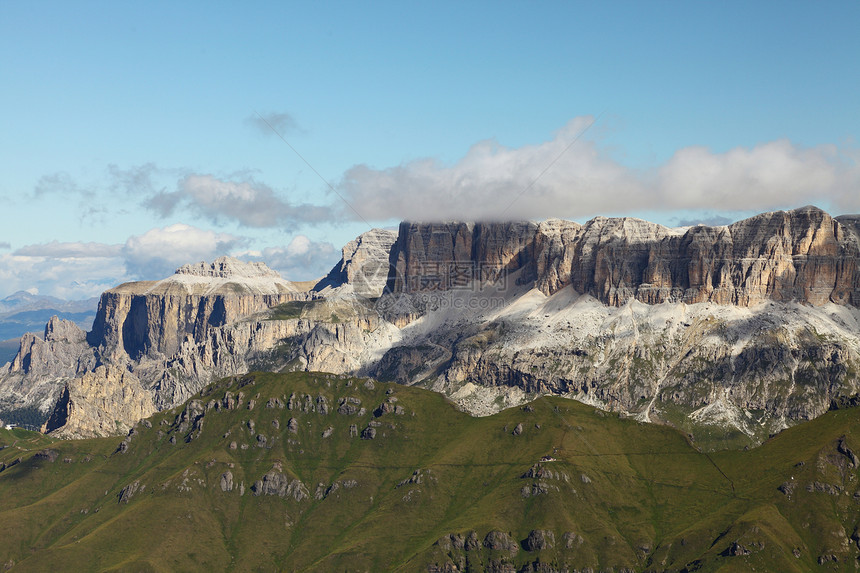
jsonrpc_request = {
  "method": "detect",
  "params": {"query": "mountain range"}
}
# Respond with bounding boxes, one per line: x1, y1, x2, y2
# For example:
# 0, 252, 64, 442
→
3, 205, 860, 571
0, 292, 98, 366
1, 205, 859, 452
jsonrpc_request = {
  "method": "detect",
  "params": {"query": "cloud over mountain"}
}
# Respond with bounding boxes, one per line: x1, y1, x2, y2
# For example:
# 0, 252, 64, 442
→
655, 141, 860, 213
249, 235, 337, 281
145, 175, 331, 228
1, 224, 251, 299
339, 117, 860, 222
10, 118, 859, 299
121, 224, 244, 278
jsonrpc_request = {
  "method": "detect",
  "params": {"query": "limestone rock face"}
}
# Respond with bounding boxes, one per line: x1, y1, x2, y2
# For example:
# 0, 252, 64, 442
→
87, 257, 311, 362
385, 221, 539, 295
435, 295, 860, 441
175, 256, 282, 279
388, 206, 860, 308
548, 216, 687, 306
44, 365, 155, 439
5, 209, 860, 446
9, 317, 92, 375
619, 206, 860, 307
7, 248, 398, 436
534, 218, 583, 295
315, 229, 397, 297
136, 314, 395, 411
0, 317, 95, 416
561, 206, 860, 307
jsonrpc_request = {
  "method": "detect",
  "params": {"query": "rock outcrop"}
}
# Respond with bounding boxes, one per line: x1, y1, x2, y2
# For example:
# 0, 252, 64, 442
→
315, 228, 397, 297
88, 256, 311, 362
387, 206, 860, 308
43, 365, 156, 439
0, 317, 95, 416
3, 207, 860, 446
252, 470, 309, 501
385, 221, 539, 294
552, 206, 860, 307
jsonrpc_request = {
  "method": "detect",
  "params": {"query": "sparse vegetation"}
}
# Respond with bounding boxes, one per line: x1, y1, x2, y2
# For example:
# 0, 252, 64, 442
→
267, 300, 317, 320
3, 371, 860, 571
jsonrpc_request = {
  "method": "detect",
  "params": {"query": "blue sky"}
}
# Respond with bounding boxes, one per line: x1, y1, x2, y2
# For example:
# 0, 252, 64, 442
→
1, 1, 858, 299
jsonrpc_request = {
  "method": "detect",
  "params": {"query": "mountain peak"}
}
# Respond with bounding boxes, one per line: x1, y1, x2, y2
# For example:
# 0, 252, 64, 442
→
174, 256, 281, 280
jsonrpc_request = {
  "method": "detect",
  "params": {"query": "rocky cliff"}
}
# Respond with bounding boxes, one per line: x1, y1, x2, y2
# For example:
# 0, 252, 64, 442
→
3, 207, 860, 446
369, 207, 860, 446
385, 221, 540, 294
386, 206, 860, 308
43, 365, 155, 439
88, 256, 311, 363
314, 228, 397, 297
0, 317, 96, 418
552, 206, 860, 307
5, 251, 404, 437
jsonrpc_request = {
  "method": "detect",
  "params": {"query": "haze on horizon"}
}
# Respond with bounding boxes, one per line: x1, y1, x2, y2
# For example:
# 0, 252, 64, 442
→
1, 1, 858, 299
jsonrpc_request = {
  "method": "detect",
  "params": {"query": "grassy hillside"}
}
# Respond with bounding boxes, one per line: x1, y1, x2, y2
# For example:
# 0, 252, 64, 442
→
2, 371, 860, 572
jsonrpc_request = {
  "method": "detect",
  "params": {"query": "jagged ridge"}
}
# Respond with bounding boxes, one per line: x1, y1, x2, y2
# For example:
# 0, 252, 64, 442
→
1, 207, 859, 446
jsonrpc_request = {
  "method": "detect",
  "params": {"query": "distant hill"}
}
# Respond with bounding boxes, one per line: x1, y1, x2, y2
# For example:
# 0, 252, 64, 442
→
3, 371, 860, 571
0, 291, 97, 345
0, 291, 97, 315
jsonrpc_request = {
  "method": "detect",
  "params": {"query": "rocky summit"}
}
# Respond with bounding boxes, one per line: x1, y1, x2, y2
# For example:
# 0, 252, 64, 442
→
1, 206, 859, 448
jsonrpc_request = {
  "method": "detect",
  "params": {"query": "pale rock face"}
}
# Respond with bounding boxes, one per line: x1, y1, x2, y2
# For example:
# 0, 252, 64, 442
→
429, 292, 860, 442
175, 256, 282, 279
315, 229, 397, 297
385, 221, 539, 295
0, 317, 95, 415
386, 206, 860, 309
534, 218, 583, 296
88, 257, 312, 363
44, 365, 156, 439
4, 209, 860, 446
25, 245, 401, 436
554, 206, 860, 307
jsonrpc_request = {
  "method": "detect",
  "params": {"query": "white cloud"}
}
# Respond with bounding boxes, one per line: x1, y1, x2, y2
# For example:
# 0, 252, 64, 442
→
146, 175, 331, 228
122, 223, 243, 278
339, 117, 641, 221
0, 253, 126, 301
0, 224, 340, 298
0, 224, 246, 299
15, 241, 122, 258
339, 117, 860, 221
655, 141, 860, 213
241, 235, 338, 282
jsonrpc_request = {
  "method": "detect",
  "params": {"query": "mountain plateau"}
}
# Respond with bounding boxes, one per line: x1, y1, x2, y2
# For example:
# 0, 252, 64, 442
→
1, 206, 859, 449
